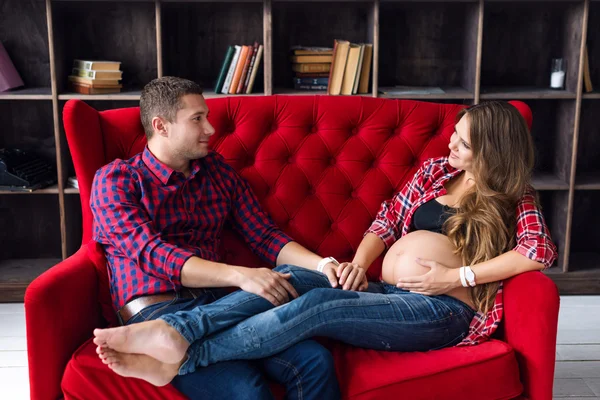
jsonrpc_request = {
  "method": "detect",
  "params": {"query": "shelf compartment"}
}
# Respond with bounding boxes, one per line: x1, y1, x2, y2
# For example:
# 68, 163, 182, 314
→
479, 87, 576, 100
568, 192, 600, 275
379, 1, 479, 95
52, 1, 158, 95
58, 88, 142, 101
531, 173, 570, 191
537, 190, 569, 271
0, 0, 51, 90
0, 258, 61, 302
162, 2, 264, 94
481, 2, 584, 93
272, 1, 374, 91
575, 100, 600, 182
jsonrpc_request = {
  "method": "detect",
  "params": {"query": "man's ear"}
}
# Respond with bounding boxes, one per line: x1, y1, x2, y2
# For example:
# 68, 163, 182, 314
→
151, 116, 168, 138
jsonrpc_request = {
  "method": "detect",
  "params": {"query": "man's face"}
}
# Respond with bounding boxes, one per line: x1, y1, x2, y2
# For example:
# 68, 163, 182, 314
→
165, 94, 215, 160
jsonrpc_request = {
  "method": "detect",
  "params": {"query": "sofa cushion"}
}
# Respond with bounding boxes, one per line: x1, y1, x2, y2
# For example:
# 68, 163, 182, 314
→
62, 338, 186, 400
332, 339, 523, 400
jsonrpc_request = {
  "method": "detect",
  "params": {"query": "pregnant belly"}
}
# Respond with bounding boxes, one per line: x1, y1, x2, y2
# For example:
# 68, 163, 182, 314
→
382, 230, 462, 284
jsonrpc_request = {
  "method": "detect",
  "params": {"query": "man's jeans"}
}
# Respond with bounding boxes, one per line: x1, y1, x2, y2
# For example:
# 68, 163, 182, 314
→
127, 282, 340, 400
157, 265, 475, 375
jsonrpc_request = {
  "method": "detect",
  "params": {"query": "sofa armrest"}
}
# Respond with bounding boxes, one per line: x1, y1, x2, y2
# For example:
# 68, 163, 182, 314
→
502, 271, 560, 400
25, 245, 104, 400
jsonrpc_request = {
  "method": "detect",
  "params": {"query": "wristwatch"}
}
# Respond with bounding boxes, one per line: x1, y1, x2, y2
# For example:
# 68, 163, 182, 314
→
460, 266, 477, 287
317, 257, 339, 273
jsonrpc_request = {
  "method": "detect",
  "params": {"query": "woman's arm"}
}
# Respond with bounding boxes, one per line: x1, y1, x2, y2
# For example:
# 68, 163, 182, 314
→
352, 233, 386, 270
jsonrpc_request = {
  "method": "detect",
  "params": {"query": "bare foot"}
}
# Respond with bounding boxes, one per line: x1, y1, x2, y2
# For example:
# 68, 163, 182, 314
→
101, 348, 180, 387
93, 320, 188, 364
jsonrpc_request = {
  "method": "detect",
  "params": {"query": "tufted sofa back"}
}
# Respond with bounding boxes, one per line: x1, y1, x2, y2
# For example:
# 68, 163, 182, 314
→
63, 96, 531, 280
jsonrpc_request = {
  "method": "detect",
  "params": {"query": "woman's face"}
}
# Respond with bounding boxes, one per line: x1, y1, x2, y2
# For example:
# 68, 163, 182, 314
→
448, 114, 474, 172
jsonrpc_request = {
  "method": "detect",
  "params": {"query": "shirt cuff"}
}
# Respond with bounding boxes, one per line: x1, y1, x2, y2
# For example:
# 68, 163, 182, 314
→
267, 231, 294, 265
164, 246, 196, 288
366, 221, 396, 249
513, 240, 556, 270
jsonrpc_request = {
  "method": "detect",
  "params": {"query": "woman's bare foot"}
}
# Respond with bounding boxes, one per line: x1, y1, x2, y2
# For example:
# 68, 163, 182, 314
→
99, 347, 180, 387
93, 320, 188, 364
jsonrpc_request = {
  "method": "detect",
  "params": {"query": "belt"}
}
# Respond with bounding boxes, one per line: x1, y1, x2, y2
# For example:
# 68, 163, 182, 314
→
117, 288, 204, 326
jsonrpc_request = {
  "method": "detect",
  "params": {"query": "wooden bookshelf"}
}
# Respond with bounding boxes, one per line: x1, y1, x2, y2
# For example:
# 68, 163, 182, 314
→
1, 0, 600, 301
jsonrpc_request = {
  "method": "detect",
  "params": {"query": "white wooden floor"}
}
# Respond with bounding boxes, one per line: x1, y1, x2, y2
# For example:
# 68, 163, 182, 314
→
1, 296, 599, 400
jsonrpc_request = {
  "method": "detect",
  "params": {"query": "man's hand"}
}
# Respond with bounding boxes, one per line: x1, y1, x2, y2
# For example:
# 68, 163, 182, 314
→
335, 262, 368, 291
236, 267, 299, 306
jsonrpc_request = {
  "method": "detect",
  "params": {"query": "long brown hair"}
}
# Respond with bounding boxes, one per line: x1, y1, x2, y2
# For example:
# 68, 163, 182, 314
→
443, 101, 535, 313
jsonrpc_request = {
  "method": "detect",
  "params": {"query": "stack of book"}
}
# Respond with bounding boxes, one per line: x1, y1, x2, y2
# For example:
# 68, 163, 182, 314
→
68, 59, 123, 94
327, 40, 373, 96
290, 46, 332, 91
215, 43, 264, 95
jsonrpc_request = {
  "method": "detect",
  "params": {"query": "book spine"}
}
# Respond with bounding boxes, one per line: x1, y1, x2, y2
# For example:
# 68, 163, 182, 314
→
327, 40, 339, 95
229, 45, 250, 94
246, 45, 263, 94
294, 84, 328, 90
214, 46, 235, 94
236, 44, 255, 94
241, 42, 259, 93
222, 45, 241, 94
294, 77, 329, 86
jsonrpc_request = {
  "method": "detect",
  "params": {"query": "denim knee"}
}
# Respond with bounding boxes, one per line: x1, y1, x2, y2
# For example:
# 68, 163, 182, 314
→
274, 264, 304, 273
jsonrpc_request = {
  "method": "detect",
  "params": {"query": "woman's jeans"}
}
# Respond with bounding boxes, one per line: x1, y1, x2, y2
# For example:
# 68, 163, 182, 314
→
128, 281, 340, 400
159, 265, 475, 376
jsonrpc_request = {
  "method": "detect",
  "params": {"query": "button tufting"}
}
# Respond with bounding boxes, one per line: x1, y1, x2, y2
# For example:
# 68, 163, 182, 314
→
310, 125, 317, 133
329, 158, 336, 166
351, 191, 358, 198
351, 127, 358, 135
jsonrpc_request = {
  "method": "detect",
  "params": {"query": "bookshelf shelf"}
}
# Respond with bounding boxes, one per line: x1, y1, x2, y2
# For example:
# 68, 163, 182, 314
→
480, 87, 578, 100
58, 89, 143, 101
0, 88, 53, 100
1, 0, 599, 301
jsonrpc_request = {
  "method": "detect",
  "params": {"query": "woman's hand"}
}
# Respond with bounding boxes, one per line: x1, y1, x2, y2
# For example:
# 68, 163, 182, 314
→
396, 258, 461, 296
334, 262, 369, 291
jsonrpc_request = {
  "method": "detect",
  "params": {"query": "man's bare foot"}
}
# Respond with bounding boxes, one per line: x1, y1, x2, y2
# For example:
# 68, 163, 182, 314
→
93, 320, 188, 364
100, 348, 180, 387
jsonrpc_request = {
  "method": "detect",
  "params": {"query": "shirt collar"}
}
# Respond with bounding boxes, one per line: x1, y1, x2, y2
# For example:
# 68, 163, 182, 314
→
142, 146, 201, 185
432, 157, 463, 191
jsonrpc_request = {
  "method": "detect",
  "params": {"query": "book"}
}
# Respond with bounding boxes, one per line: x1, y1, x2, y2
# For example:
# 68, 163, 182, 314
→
294, 77, 329, 86
351, 44, 366, 95
295, 72, 330, 78
358, 44, 373, 94
292, 63, 330, 73
291, 46, 333, 56
241, 42, 260, 94
214, 46, 235, 94
68, 82, 121, 94
290, 55, 333, 64
229, 45, 250, 94
584, 45, 593, 93
0, 40, 24, 92
328, 39, 350, 95
68, 75, 121, 87
222, 45, 241, 94
237, 43, 256, 94
72, 68, 122, 80
294, 83, 328, 91
246, 44, 264, 94
73, 59, 121, 71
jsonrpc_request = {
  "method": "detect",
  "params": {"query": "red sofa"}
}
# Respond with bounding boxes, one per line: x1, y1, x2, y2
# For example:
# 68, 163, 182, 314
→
25, 96, 559, 400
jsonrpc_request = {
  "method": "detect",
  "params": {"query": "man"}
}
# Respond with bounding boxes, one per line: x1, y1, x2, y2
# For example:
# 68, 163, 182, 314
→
90, 76, 365, 399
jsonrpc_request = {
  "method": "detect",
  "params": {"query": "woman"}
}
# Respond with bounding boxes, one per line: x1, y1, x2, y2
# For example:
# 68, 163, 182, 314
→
93, 101, 557, 386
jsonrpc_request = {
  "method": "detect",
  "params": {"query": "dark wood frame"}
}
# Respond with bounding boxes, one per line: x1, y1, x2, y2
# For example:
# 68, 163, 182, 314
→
1, 0, 598, 301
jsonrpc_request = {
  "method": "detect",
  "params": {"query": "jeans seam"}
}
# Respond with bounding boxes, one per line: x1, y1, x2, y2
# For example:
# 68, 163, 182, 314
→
144, 297, 179, 321
271, 357, 304, 400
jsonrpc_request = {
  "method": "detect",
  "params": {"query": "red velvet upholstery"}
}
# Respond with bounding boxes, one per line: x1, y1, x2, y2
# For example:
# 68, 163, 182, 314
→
25, 96, 559, 400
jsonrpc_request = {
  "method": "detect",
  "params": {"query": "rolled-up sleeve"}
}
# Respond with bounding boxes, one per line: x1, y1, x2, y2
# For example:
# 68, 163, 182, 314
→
513, 190, 558, 269
90, 162, 194, 288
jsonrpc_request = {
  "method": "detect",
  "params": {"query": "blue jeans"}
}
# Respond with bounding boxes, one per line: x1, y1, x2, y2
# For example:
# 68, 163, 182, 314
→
128, 284, 340, 400
159, 265, 475, 375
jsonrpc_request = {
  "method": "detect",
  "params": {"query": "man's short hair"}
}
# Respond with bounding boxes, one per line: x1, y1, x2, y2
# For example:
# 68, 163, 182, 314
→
140, 76, 204, 139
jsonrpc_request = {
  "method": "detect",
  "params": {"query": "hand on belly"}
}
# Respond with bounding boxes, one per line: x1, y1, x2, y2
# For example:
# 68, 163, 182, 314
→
381, 230, 462, 285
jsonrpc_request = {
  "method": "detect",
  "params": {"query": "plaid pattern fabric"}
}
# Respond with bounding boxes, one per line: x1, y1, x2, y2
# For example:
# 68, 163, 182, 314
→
367, 157, 558, 346
91, 147, 292, 310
